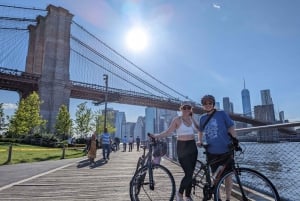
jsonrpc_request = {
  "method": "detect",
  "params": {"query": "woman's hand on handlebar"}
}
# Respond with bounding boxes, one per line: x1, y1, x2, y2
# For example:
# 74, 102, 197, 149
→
147, 133, 157, 141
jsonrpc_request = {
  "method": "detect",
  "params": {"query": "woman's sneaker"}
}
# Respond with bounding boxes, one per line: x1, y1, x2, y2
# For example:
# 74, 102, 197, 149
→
176, 192, 184, 201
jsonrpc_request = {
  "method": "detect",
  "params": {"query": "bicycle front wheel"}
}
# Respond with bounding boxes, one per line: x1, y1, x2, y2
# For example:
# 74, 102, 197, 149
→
192, 160, 207, 199
214, 167, 280, 201
129, 164, 175, 201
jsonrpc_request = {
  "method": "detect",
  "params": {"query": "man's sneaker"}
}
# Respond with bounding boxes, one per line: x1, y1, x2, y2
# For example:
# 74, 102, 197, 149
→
176, 192, 184, 201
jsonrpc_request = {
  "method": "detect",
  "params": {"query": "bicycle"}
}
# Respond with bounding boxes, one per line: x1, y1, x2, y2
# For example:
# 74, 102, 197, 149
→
129, 133, 176, 201
192, 142, 280, 201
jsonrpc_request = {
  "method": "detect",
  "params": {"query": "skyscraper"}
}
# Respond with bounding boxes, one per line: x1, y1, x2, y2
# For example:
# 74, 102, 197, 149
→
255, 89, 276, 123
241, 80, 252, 117
261, 89, 273, 105
115, 111, 126, 139
223, 97, 233, 113
145, 107, 156, 134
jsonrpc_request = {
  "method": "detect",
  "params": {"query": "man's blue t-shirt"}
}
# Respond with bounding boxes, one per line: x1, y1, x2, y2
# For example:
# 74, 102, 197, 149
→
199, 110, 234, 154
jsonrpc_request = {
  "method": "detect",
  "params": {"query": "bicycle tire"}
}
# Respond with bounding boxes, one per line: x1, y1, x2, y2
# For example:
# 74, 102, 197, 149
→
129, 164, 176, 201
214, 167, 280, 201
192, 160, 207, 199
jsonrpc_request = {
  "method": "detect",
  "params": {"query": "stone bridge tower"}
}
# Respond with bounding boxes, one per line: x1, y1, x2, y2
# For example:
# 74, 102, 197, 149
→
25, 5, 73, 132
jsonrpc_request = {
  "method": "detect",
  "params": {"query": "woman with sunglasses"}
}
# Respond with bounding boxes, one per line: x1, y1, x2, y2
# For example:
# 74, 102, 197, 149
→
197, 95, 237, 201
150, 101, 199, 201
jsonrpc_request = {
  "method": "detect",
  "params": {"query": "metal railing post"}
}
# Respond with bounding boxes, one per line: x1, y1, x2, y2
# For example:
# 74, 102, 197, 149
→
61, 144, 65, 159
5, 144, 13, 164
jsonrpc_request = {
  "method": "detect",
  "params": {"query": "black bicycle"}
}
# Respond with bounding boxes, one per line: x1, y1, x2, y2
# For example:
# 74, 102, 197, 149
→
129, 134, 176, 201
192, 142, 280, 201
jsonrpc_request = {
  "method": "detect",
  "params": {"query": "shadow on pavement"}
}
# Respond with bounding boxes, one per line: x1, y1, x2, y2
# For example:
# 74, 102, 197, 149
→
76, 158, 107, 169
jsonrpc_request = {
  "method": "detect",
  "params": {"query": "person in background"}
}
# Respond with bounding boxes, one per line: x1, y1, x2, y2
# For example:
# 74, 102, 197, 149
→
128, 135, 134, 152
114, 137, 120, 151
197, 95, 237, 201
150, 101, 199, 201
122, 135, 127, 152
87, 133, 97, 166
101, 128, 111, 160
136, 136, 141, 151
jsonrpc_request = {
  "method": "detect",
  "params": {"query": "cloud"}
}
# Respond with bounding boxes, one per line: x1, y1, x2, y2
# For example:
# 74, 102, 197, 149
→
3, 103, 17, 110
213, 3, 221, 9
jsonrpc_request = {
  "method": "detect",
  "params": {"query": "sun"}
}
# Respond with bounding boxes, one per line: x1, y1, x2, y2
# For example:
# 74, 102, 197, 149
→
125, 26, 149, 52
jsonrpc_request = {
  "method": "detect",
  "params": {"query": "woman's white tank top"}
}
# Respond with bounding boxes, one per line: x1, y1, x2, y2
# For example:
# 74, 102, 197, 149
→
176, 117, 195, 136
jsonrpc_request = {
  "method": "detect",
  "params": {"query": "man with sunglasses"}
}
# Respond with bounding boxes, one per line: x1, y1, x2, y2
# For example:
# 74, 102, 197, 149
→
150, 101, 199, 201
197, 95, 237, 201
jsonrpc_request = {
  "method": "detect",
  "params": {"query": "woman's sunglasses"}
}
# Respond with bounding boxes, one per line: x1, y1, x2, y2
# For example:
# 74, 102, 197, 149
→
182, 106, 192, 110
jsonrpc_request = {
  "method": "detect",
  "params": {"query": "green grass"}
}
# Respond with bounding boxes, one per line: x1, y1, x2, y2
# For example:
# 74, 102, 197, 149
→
0, 142, 85, 165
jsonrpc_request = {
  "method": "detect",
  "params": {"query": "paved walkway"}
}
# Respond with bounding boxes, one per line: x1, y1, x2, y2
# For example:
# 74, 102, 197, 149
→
0, 149, 184, 201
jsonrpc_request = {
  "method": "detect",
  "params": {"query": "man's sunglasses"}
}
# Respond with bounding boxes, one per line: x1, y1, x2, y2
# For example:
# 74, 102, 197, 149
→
182, 106, 192, 110
203, 102, 213, 106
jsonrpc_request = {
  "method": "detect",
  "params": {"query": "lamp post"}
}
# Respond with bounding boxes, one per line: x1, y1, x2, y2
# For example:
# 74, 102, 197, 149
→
103, 74, 108, 130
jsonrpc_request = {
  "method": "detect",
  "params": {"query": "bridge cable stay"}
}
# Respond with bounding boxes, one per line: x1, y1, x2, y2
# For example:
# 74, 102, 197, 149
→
71, 35, 177, 99
71, 48, 158, 96
71, 21, 191, 101
0, 4, 47, 68
0, 4, 46, 11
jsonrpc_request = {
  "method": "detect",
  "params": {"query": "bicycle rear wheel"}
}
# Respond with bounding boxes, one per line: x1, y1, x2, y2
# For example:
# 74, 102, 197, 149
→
129, 164, 175, 201
214, 167, 280, 201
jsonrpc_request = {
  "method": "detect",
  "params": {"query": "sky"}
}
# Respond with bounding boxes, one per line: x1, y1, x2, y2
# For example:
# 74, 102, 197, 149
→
0, 0, 300, 123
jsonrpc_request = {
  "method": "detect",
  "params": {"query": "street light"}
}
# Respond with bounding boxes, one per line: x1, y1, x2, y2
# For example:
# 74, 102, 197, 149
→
103, 74, 108, 131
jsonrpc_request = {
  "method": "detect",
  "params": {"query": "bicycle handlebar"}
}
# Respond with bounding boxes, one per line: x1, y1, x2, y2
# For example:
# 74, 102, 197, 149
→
199, 141, 243, 153
147, 133, 158, 144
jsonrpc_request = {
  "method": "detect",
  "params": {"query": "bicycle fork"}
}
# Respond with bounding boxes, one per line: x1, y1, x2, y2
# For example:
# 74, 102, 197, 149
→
233, 168, 248, 201
148, 163, 155, 190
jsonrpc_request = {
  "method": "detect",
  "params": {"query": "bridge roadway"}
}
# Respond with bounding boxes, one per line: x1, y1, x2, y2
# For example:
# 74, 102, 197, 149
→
0, 149, 186, 201
1, 66, 295, 134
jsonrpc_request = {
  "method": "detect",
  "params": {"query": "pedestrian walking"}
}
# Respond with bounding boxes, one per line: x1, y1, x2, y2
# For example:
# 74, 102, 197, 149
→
122, 136, 127, 152
87, 133, 97, 166
101, 128, 111, 160
114, 137, 120, 151
128, 136, 134, 152
136, 136, 141, 151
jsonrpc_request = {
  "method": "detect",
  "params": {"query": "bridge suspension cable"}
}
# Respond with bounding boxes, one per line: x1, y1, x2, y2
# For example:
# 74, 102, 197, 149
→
71, 21, 191, 101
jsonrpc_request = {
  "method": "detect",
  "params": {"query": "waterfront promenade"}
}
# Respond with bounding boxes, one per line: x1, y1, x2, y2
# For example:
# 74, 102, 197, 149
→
0, 150, 184, 201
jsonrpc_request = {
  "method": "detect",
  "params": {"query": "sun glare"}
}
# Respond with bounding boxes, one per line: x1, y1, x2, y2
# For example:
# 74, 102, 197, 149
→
125, 27, 149, 52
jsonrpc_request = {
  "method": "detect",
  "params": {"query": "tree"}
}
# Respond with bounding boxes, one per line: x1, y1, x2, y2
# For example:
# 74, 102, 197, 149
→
0, 103, 7, 134
75, 102, 93, 138
8, 92, 46, 137
55, 105, 72, 140
93, 109, 115, 135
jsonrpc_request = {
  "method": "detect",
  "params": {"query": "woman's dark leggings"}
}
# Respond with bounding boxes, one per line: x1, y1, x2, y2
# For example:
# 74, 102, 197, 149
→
177, 140, 198, 197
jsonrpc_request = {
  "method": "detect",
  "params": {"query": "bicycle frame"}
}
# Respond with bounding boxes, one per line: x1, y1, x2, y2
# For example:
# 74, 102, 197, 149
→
133, 139, 157, 190
193, 144, 238, 200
